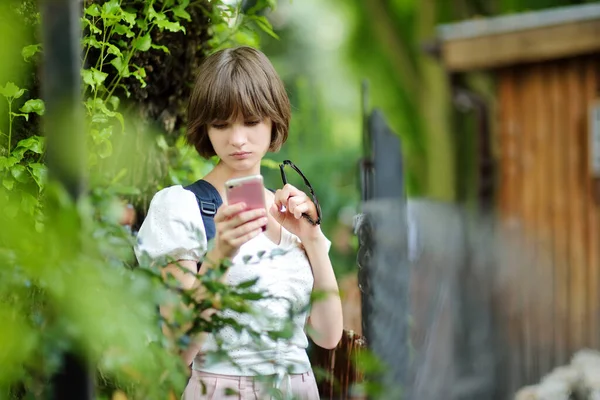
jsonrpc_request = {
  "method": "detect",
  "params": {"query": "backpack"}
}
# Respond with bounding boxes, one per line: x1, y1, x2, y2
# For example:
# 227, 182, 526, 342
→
184, 179, 223, 271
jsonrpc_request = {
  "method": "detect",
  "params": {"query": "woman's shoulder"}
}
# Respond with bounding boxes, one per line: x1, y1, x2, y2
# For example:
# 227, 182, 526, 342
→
149, 185, 198, 212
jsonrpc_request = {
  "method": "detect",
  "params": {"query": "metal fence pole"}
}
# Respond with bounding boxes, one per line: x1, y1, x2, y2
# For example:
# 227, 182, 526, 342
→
41, 0, 92, 398
356, 95, 410, 397
41, 0, 86, 198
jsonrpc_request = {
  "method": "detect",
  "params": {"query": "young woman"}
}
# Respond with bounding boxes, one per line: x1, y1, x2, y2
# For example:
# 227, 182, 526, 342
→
135, 46, 343, 399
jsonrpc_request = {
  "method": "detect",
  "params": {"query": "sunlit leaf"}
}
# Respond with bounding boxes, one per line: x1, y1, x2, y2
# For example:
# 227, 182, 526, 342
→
21, 44, 41, 62
16, 136, 45, 154
0, 82, 26, 99
20, 99, 45, 116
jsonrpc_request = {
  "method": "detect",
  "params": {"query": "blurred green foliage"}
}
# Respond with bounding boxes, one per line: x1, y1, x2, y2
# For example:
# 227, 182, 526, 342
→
0, 0, 288, 398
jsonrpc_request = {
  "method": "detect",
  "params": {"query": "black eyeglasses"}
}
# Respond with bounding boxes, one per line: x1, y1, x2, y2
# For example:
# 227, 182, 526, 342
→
279, 160, 322, 226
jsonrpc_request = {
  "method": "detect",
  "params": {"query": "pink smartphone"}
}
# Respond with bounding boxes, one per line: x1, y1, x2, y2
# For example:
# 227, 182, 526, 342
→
225, 175, 267, 230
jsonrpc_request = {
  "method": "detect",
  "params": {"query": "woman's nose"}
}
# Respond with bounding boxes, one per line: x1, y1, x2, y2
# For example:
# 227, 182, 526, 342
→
229, 124, 248, 146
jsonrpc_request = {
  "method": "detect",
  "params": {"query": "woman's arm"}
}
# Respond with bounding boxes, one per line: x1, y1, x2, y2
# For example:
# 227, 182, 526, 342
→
303, 233, 344, 350
160, 259, 202, 366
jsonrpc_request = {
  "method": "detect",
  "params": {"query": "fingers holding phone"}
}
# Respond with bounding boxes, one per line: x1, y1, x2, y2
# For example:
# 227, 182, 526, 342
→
212, 175, 268, 258
214, 204, 267, 258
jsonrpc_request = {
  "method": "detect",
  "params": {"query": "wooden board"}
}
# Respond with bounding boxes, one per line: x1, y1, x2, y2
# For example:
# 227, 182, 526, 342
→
441, 19, 600, 72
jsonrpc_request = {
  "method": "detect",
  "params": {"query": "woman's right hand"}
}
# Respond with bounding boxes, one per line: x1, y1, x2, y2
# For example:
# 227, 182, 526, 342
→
212, 203, 268, 260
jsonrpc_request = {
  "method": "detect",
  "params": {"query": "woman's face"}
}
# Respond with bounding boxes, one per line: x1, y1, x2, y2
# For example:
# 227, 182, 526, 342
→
207, 113, 272, 172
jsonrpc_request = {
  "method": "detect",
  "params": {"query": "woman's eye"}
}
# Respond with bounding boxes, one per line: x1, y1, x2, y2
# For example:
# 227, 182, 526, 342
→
211, 123, 228, 129
245, 120, 260, 126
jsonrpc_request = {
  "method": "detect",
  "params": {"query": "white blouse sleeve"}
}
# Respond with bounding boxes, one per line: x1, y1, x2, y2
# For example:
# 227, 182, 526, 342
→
134, 185, 207, 265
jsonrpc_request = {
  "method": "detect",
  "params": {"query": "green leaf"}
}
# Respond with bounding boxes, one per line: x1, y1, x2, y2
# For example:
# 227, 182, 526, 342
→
95, 126, 113, 144
28, 163, 47, 189
110, 168, 128, 185
236, 278, 259, 289
20, 99, 45, 116
132, 67, 147, 87
113, 23, 134, 38
0, 156, 18, 170
156, 19, 185, 33
156, 135, 169, 151
2, 178, 14, 190
121, 10, 136, 26
11, 165, 29, 183
134, 34, 151, 51
108, 96, 120, 110
0, 82, 26, 99
147, 5, 163, 21
135, 18, 148, 30
150, 43, 170, 54
252, 16, 279, 39
82, 36, 101, 49
114, 112, 125, 131
97, 139, 113, 158
81, 68, 108, 89
101, 0, 120, 19
110, 56, 129, 77
21, 44, 41, 62
16, 136, 45, 154
85, 4, 101, 17
106, 44, 122, 57
21, 192, 38, 215
173, 5, 191, 21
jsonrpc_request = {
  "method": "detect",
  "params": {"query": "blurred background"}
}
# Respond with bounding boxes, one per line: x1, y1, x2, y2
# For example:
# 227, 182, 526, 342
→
3, 0, 600, 399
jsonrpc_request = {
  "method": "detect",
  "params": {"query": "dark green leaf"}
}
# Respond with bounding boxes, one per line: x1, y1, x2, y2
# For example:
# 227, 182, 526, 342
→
28, 163, 46, 189
11, 165, 29, 183
236, 278, 259, 289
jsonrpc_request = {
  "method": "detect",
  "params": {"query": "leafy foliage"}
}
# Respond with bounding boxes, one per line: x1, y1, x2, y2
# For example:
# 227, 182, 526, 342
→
0, 0, 285, 398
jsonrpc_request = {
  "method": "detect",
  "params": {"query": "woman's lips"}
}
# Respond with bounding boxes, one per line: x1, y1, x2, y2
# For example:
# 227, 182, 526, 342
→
231, 152, 251, 159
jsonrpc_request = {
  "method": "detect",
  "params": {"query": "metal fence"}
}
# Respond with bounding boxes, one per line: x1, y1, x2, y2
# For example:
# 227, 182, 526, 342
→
354, 85, 508, 399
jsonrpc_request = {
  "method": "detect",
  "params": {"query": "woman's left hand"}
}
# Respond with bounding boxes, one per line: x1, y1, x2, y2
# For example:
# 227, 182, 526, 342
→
270, 184, 322, 241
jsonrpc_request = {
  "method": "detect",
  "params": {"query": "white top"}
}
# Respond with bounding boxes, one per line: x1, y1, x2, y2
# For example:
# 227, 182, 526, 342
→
135, 185, 327, 376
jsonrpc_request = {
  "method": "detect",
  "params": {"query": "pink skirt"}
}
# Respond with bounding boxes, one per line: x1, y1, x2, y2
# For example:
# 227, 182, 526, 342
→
182, 370, 320, 400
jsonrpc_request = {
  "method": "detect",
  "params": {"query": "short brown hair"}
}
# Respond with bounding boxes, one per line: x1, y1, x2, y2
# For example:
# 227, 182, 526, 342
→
186, 46, 291, 159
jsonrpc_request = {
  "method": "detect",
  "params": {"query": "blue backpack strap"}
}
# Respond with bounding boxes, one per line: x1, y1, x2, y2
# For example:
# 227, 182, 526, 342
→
183, 180, 222, 270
